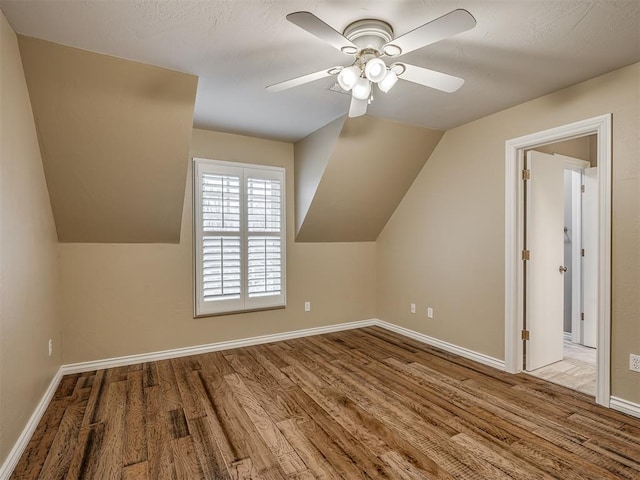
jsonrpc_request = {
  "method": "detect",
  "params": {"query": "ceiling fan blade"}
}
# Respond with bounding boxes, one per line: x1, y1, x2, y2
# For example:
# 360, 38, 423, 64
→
348, 96, 368, 117
266, 67, 338, 92
287, 11, 359, 54
382, 9, 476, 57
396, 63, 464, 93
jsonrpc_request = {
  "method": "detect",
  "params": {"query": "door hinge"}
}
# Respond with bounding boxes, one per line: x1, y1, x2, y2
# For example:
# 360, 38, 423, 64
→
581, 312, 584, 321
522, 169, 531, 180
581, 184, 585, 193
581, 248, 585, 257
522, 330, 530, 341
522, 249, 530, 261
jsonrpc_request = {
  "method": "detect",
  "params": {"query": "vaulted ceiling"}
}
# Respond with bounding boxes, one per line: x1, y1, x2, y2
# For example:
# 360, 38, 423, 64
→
2, 1, 639, 142
2, 1, 639, 244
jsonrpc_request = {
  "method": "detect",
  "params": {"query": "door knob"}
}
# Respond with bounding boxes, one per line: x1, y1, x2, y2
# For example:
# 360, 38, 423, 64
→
559, 265, 567, 273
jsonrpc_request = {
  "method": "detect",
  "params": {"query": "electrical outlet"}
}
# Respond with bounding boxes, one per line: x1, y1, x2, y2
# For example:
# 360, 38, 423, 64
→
304, 301, 311, 312
48, 339, 53, 357
427, 307, 434, 319
630, 354, 640, 372
410, 303, 416, 314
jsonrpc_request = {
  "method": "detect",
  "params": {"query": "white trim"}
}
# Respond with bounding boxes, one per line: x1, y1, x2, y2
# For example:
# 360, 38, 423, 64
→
0, 319, 374, 478
0, 368, 64, 480
193, 157, 285, 173
504, 114, 612, 407
62, 319, 505, 375
557, 154, 590, 170
9, 316, 638, 479
62, 319, 377, 374
0, 316, 502, 478
569, 169, 583, 344
193, 158, 287, 317
375, 320, 506, 371
610, 396, 640, 419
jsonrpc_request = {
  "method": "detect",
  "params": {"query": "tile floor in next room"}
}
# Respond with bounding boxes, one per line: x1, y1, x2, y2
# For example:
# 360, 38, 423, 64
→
527, 333, 597, 396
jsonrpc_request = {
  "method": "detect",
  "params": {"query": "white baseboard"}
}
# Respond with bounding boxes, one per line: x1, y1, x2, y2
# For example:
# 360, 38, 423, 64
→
610, 396, 640, 419
2, 317, 502, 477
62, 319, 378, 374
375, 319, 506, 371
61, 318, 504, 375
0, 319, 378, 478
19, 316, 637, 479
0, 368, 64, 480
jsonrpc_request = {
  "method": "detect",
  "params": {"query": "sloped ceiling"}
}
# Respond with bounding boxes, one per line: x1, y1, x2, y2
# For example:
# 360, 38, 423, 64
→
295, 116, 444, 242
2, 1, 638, 142
18, 36, 198, 243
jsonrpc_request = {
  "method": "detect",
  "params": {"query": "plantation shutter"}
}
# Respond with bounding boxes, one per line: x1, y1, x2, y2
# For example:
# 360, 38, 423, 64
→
245, 171, 284, 307
201, 173, 242, 301
194, 159, 285, 316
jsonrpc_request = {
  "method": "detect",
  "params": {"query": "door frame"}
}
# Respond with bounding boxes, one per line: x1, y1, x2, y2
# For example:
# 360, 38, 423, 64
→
504, 114, 611, 407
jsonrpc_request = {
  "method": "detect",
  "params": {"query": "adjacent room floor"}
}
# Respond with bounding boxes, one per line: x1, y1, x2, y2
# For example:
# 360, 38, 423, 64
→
527, 332, 597, 396
11, 327, 638, 479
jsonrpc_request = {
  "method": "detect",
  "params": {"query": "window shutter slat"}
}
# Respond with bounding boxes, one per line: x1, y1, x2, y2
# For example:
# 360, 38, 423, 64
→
202, 173, 241, 232
202, 236, 241, 301
247, 177, 282, 232
247, 237, 282, 297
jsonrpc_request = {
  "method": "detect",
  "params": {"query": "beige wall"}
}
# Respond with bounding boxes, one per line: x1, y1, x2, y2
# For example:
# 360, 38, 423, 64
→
0, 13, 62, 465
59, 129, 376, 364
294, 116, 346, 235
296, 116, 444, 242
18, 36, 198, 244
376, 63, 640, 403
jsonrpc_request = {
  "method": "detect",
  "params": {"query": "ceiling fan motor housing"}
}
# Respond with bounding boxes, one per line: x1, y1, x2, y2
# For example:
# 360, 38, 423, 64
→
343, 19, 394, 53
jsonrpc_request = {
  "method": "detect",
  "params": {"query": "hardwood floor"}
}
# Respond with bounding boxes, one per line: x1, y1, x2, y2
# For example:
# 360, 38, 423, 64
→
11, 326, 640, 479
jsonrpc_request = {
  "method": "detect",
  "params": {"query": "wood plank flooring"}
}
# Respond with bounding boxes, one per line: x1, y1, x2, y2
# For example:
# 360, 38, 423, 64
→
11, 326, 640, 479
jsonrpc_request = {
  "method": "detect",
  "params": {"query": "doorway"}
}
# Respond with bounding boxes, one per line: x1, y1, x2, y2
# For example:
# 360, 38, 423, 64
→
504, 114, 612, 407
523, 145, 597, 396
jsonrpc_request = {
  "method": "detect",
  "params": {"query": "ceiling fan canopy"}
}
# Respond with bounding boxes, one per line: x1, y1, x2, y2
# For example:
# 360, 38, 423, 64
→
266, 9, 477, 117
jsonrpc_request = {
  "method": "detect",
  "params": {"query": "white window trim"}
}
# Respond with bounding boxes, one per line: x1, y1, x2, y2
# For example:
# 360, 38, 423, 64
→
193, 158, 286, 317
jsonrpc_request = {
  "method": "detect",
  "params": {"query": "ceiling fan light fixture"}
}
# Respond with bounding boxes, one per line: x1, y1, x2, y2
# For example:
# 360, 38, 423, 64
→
352, 77, 371, 100
378, 69, 398, 93
270, 9, 476, 115
364, 58, 387, 83
337, 65, 361, 91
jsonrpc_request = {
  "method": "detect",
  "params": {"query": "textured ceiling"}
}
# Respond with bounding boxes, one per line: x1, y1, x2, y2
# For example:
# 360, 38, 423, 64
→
1, 0, 639, 142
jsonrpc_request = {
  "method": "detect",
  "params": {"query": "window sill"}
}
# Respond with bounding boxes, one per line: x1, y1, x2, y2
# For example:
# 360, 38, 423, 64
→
194, 304, 286, 319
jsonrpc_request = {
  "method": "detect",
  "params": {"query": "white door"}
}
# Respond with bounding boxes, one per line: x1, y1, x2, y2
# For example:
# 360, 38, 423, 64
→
582, 167, 598, 348
525, 151, 565, 371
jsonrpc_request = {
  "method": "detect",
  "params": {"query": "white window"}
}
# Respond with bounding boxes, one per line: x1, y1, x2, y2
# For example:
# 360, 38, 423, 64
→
194, 158, 286, 316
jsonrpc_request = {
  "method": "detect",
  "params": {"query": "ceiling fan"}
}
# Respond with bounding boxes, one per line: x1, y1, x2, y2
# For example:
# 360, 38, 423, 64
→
266, 9, 476, 117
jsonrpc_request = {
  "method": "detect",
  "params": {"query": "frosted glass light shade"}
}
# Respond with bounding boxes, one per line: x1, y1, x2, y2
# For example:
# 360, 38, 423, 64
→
364, 58, 387, 83
378, 70, 398, 93
352, 77, 372, 100
337, 66, 360, 91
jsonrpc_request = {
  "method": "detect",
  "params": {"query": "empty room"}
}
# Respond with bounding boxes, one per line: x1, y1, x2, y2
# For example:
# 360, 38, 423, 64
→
0, 1, 639, 478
